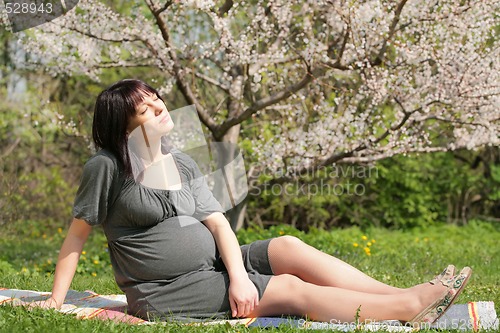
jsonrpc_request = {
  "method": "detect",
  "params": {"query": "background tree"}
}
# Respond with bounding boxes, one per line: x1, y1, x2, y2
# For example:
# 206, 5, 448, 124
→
1, 0, 498, 229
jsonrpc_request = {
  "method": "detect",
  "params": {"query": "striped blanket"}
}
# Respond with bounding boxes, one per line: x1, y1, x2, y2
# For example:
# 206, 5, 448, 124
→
1, 288, 498, 331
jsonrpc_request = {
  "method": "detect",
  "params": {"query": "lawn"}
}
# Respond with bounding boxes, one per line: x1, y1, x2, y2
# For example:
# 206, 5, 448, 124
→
1, 220, 499, 332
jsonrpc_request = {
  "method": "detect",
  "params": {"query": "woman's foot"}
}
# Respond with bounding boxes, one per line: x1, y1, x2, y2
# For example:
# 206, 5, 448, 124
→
404, 279, 450, 320
408, 267, 472, 328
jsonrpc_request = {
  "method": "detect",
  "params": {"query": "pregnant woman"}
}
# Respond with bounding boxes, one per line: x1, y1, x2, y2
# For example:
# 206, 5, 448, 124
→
36, 79, 471, 327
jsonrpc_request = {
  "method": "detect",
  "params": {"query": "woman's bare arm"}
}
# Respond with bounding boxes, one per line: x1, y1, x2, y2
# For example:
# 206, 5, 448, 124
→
40, 218, 92, 309
202, 212, 259, 317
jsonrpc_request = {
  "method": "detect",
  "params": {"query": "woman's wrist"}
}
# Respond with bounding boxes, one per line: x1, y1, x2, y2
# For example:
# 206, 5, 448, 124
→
47, 296, 62, 309
228, 269, 249, 281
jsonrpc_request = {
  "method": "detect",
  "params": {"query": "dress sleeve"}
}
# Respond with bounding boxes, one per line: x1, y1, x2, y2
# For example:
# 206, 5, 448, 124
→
72, 152, 121, 226
185, 154, 224, 221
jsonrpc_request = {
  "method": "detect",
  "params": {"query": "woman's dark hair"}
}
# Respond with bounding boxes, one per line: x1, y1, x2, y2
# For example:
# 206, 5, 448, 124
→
92, 79, 160, 176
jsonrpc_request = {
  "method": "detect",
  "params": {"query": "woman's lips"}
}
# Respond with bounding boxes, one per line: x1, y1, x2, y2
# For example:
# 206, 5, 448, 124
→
159, 114, 170, 124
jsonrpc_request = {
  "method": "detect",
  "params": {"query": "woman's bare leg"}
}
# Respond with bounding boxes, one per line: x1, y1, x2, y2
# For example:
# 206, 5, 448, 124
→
268, 236, 404, 294
249, 274, 447, 323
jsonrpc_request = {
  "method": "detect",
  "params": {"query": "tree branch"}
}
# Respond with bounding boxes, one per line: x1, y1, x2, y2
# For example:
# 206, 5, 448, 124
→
144, 0, 218, 132
184, 67, 230, 93
248, 55, 301, 76
419, 115, 497, 128
339, 146, 448, 163
154, 0, 173, 15
372, 0, 408, 66
214, 66, 326, 138
292, 97, 416, 176
96, 62, 156, 68
218, 0, 233, 17
63, 25, 141, 43
0, 138, 21, 160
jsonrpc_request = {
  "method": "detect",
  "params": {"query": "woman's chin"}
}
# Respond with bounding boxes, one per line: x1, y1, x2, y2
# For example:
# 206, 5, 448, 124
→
163, 122, 174, 133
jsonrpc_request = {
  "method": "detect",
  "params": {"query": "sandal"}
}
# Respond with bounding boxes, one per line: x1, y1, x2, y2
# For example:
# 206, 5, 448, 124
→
429, 264, 455, 286
449, 266, 472, 303
410, 266, 472, 328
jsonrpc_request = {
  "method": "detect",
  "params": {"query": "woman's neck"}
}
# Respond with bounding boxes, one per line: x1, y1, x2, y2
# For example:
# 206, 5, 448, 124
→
128, 125, 163, 164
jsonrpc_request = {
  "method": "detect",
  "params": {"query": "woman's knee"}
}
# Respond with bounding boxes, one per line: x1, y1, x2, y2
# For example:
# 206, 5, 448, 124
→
268, 236, 306, 274
262, 274, 306, 315
273, 235, 304, 250
277, 273, 304, 290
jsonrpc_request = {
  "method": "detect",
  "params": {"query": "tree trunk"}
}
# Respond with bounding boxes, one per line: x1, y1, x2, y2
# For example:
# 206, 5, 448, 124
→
218, 123, 248, 231
226, 198, 247, 231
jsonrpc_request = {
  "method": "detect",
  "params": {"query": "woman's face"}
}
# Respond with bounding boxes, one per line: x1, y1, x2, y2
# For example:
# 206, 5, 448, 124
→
127, 92, 174, 135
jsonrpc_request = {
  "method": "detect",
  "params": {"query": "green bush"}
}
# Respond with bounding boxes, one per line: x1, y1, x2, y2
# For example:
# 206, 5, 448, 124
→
348, 151, 498, 228
0, 260, 15, 275
246, 149, 499, 230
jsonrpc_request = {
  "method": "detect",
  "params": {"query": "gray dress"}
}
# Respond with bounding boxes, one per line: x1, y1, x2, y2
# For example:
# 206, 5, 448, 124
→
72, 149, 274, 321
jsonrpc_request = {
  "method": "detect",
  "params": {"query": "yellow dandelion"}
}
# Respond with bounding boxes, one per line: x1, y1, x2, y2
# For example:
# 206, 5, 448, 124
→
91, 272, 97, 277
57, 227, 63, 234
279, 230, 285, 235
367, 242, 372, 247
353, 242, 359, 247
361, 235, 368, 241
42, 234, 47, 239
93, 259, 100, 265
371, 239, 376, 243
364, 247, 371, 256
47, 259, 52, 264
82, 251, 86, 255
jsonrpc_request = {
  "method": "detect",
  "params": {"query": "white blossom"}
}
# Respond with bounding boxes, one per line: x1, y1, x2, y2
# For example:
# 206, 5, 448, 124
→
1, 0, 497, 175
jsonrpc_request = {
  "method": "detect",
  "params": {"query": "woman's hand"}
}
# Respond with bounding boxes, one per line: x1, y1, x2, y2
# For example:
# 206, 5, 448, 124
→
23, 296, 61, 310
228, 274, 259, 318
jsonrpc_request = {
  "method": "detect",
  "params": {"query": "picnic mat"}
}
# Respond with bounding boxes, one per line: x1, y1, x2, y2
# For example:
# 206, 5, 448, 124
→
1, 288, 498, 331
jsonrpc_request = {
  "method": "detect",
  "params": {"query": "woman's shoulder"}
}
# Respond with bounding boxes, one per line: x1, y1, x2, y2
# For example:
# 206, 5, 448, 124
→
170, 148, 193, 163
83, 149, 121, 172
170, 149, 204, 176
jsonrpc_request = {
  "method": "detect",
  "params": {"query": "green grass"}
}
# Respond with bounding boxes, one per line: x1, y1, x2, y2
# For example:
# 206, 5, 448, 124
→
1, 220, 499, 332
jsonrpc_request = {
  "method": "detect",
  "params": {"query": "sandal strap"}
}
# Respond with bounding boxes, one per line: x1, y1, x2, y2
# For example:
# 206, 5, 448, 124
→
429, 264, 455, 287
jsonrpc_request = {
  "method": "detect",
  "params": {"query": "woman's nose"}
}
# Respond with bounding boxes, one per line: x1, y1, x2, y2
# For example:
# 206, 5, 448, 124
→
155, 108, 162, 117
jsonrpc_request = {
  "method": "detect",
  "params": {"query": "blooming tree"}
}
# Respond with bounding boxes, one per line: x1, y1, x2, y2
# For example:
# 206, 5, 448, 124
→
1, 0, 499, 226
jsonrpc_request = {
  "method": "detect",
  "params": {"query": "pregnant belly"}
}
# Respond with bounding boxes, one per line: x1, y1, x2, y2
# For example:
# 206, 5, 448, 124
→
110, 216, 219, 282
